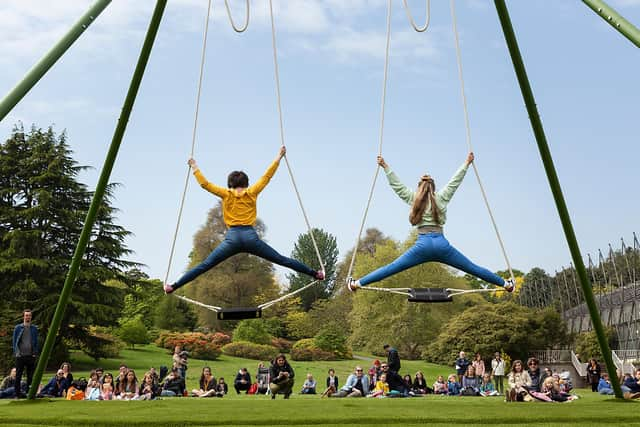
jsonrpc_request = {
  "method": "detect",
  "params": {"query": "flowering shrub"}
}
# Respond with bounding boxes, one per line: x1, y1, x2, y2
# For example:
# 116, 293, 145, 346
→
222, 341, 279, 360
155, 331, 224, 361
270, 337, 293, 353
290, 338, 337, 361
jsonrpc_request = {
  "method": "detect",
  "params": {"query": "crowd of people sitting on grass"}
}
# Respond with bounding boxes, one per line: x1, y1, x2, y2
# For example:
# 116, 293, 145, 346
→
4, 340, 640, 402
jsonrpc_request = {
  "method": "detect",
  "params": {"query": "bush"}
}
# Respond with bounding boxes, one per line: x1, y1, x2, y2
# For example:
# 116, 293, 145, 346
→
574, 327, 616, 362
314, 326, 351, 359
233, 320, 272, 345
210, 332, 232, 346
81, 327, 124, 361
222, 341, 279, 360
291, 338, 337, 361
155, 331, 223, 360
271, 337, 293, 353
118, 317, 150, 348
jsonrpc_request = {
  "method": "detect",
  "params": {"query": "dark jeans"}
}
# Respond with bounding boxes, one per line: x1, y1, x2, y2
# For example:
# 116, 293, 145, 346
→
235, 382, 251, 394
15, 356, 36, 396
0, 387, 16, 399
174, 226, 316, 289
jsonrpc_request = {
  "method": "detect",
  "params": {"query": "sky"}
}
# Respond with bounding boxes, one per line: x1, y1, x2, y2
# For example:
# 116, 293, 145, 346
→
1, 0, 639, 285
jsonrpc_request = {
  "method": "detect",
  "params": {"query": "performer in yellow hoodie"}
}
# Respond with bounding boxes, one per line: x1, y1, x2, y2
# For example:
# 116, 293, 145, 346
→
165, 146, 324, 294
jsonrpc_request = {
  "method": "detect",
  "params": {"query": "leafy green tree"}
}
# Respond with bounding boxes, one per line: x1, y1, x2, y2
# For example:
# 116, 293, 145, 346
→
423, 301, 569, 364
0, 301, 16, 374
153, 296, 198, 332
574, 327, 616, 361
314, 323, 350, 359
287, 228, 339, 311
233, 319, 272, 345
118, 317, 150, 348
0, 125, 140, 364
180, 203, 279, 330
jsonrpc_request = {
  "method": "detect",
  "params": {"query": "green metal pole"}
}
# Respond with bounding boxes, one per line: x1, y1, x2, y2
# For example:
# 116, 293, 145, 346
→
0, 0, 112, 122
493, 0, 624, 399
582, 0, 640, 48
27, 0, 167, 400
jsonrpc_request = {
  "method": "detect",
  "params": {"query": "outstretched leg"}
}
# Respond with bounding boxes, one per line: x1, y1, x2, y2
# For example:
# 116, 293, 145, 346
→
243, 228, 318, 277
358, 236, 432, 286
172, 236, 240, 290
437, 239, 505, 287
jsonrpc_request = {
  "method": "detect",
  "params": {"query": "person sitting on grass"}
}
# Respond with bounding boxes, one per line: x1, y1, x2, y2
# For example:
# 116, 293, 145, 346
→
597, 373, 614, 395
332, 366, 370, 398
506, 360, 532, 402
138, 371, 160, 400
215, 377, 228, 397
0, 368, 22, 399
269, 354, 295, 400
37, 369, 68, 398
447, 374, 461, 396
160, 367, 185, 397
234, 368, 252, 394
412, 371, 430, 395
461, 365, 481, 396
433, 375, 448, 395
118, 369, 139, 400
192, 367, 217, 398
321, 368, 339, 397
479, 373, 499, 396
101, 373, 114, 400
300, 373, 317, 395
369, 372, 389, 398
84, 370, 101, 400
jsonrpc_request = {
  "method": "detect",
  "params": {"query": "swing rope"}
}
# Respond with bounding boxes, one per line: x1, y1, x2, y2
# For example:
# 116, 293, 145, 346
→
346, 0, 393, 281
224, 0, 249, 33
449, 0, 515, 283
268, 0, 325, 276
402, 0, 431, 33
163, 0, 213, 288
166, 1, 324, 314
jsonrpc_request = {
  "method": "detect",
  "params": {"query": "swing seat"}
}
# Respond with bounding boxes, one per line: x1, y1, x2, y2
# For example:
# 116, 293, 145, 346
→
217, 307, 263, 320
408, 288, 452, 303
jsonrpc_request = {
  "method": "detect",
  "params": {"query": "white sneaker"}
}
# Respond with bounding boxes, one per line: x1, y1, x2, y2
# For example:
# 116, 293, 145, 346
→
346, 277, 359, 292
504, 278, 515, 293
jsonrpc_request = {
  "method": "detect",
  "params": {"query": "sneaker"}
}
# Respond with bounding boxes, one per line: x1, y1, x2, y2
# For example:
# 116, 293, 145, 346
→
163, 283, 174, 294
315, 270, 325, 280
346, 277, 359, 292
503, 278, 515, 293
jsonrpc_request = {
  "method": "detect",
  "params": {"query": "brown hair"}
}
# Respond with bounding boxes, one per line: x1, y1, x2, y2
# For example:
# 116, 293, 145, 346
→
227, 171, 249, 188
409, 176, 439, 225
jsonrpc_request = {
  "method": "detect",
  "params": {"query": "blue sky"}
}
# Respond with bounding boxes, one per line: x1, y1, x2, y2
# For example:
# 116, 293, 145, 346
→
1, 0, 638, 285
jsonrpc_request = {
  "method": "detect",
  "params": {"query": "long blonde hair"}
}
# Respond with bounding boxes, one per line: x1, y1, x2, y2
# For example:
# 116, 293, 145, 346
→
409, 175, 439, 225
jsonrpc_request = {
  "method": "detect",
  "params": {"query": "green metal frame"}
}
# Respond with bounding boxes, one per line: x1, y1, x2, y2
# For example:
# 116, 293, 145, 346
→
582, 0, 640, 48
494, 0, 623, 398
27, 0, 168, 399
0, 0, 112, 122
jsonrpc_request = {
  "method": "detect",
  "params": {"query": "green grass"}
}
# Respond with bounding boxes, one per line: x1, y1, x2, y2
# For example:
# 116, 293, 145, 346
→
0, 344, 637, 427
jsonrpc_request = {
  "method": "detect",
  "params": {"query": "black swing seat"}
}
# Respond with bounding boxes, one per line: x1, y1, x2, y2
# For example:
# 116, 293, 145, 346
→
217, 307, 263, 320
408, 288, 452, 303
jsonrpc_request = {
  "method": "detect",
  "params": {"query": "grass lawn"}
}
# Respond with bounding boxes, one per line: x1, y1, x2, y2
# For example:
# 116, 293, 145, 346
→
0, 345, 637, 426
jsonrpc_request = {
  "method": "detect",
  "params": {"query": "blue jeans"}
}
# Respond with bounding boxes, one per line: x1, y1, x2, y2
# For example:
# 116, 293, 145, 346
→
359, 233, 505, 287
174, 226, 316, 289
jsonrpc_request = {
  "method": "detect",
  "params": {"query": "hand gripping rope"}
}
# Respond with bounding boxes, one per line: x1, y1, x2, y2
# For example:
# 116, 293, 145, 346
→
347, 0, 514, 303
165, 0, 325, 320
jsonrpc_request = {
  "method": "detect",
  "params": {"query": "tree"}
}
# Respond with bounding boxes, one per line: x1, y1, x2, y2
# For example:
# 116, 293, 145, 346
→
153, 296, 198, 332
0, 301, 16, 375
180, 203, 279, 330
118, 317, 149, 348
233, 319, 272, 345
287, 228, 339, 311
0, 125, 140, 364
423, 301, 569, 364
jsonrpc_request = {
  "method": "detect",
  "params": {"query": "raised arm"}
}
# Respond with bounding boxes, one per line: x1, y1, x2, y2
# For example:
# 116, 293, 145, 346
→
378, 156, 415, 205
189, 158, 227, 197
249, 146, 285, 195
438, 152, 473, 203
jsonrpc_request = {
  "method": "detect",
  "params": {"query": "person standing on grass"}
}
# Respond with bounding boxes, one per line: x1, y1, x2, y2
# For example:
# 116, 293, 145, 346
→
384, 344, 401, 374
455, 351, 471, 384
491, 352, 505, 395
12, 309, 38, 398
586, 358, 601, 393
269, 354, 295, 399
